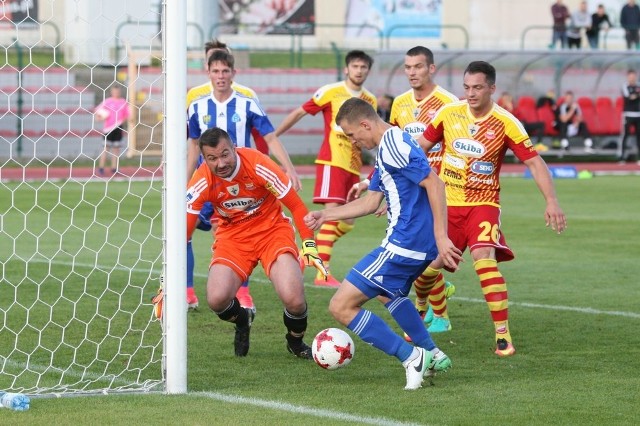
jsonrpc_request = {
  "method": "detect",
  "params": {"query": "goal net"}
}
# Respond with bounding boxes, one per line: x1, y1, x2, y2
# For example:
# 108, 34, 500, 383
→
0, 1, 185, 395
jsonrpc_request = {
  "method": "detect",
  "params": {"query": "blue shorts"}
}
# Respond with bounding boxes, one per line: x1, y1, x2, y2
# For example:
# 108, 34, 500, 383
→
345, 246, 433, 299
197, 202, 214, 232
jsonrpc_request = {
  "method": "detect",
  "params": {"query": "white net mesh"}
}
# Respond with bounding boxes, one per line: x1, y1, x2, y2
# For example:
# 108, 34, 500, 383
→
0, 1, 164, 395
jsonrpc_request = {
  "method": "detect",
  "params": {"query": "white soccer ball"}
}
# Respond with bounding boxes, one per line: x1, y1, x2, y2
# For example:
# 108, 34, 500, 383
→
312, 328, 355, 370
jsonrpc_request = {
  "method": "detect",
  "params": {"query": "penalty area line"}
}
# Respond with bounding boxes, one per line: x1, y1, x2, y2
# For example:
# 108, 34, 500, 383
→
28, 259, 640, 320
193, 391, 424, 426
451, 296, 640, 319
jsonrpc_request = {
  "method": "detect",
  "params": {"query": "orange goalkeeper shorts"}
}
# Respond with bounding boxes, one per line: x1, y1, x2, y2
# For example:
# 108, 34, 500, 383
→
210, 220, 298, 281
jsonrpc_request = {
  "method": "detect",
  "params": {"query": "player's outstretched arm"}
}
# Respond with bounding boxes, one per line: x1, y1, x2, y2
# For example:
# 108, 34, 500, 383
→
263, 132, 301, 191
274, 106, 308, 137
416, 134, 437, 155
279, 189, 328, 279
420, 171, 463, 270
304, 191, 384, 231
523, 156, 567, 234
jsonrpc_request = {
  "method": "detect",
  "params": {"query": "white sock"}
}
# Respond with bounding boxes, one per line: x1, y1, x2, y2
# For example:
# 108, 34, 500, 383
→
402, 347, 420, 367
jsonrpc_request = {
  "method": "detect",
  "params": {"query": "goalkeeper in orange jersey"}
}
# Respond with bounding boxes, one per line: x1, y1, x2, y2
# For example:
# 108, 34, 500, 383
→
186, 127, 327, 359
185, 39, 272, 314
417, 61, 567, 357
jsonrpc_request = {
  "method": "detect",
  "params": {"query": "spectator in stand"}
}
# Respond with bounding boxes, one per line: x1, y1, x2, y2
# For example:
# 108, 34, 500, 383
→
619, 69, 640, 164
567, 1, 591, 49
497, 92, 545, 144
621, 0, 640, 50
551, 0, 570, 49
586, 4, 612, 49
376, 94, 394, 122
557, 91, 594, 153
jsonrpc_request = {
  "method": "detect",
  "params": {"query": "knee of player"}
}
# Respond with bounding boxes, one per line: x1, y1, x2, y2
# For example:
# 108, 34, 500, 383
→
282, 297, 307, 316
328, 294, 352, 324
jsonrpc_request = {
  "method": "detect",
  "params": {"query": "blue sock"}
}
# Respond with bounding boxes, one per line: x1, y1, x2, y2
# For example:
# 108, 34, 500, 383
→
386, 297, 436, 351
187, 240, 194, 289
347, 309, 414, 362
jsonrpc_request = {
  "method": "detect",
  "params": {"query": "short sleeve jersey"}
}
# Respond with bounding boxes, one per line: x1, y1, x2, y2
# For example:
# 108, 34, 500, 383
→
369, 127, 437, 261
302, 82, 377, 175
186, 148, 292, 239
423, 101, 538, 207
389, 86, 458, 173
187, 91, 273, 148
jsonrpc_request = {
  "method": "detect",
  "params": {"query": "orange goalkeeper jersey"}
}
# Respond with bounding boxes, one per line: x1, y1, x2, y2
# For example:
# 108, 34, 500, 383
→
424, 101, 538, 207
302, 81, 377, 175
186, 148, 311, 240
389, 85, 458, 173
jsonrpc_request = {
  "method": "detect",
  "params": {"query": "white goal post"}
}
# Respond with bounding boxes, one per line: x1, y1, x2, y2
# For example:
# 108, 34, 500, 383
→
0, 0, 187, 396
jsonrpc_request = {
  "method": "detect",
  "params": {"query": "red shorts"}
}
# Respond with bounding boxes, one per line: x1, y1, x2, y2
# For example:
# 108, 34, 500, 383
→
448, 204, 514, 263
313, 164, 360, 205
210, 221, 298, 281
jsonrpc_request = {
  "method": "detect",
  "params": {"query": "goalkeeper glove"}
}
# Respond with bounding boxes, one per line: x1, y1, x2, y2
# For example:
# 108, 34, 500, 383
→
151, 287, 164, 321
301, 239, 329, 280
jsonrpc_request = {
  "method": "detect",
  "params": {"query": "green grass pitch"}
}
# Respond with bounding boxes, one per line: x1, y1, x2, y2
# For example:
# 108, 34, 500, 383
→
1, 175, 639, 425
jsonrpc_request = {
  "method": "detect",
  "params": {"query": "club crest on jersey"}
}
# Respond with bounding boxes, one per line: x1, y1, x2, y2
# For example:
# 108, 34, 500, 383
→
452, 138, 486, 158
202, 115, 212, 125
227, 184, 239, 196
231, 113, 241, 123
468, 124, 479, 136
427, 109, 437, 118
486, 129, 496, 140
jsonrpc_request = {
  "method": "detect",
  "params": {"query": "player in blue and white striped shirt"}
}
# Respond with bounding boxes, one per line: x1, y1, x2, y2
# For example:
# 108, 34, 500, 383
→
304, 98, 462, 389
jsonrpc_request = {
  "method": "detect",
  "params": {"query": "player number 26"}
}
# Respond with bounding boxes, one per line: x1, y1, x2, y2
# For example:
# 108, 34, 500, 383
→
478, 221, 499, 243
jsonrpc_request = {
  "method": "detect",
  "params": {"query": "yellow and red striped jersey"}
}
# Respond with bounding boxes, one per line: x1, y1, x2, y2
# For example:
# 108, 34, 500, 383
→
389, 86, 458, 173
424, 101, 538, 207
302, 81, 377, 175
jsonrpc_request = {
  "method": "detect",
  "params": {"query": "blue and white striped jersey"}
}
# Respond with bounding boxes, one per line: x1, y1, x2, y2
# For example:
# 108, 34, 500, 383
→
369, 127, 437, 261
187, 91, 274, 147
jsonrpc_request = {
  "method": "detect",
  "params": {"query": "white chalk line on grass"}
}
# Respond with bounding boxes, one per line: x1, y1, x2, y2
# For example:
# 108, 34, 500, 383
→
451, 296, 640, 319
194, 391, 424, 426
2, 355, 423, 426
21, 258, 640, 319
8, 258, 637, 424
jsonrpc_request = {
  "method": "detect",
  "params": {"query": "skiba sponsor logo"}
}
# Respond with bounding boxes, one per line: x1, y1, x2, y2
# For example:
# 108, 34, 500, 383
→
452, 138, 485, 158
403, 122, 426, 137
222, 197, 255, 209
470, 161, 494, 175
